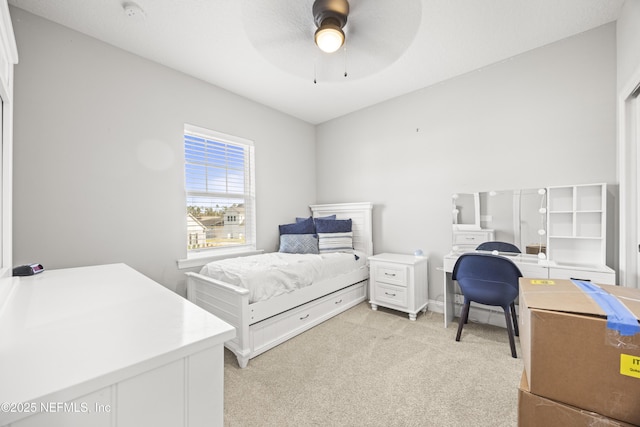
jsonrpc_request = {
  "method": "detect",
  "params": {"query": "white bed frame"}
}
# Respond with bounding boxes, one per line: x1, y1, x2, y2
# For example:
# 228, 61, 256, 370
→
186, 202, 373, 368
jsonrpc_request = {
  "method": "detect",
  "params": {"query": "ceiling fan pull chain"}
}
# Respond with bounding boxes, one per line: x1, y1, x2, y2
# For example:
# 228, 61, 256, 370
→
344, 44, 348, 78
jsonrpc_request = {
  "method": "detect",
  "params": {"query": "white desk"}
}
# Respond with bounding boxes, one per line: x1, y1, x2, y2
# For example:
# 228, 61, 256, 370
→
442, 251, 616, 327
0, 263, 235, 427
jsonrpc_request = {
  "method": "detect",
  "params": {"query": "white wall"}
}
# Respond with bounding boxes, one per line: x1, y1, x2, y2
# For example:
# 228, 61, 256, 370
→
615, 1, 640, 287
617, 0, 640, 90
10, 7, 316, 294
316, 23, 618, 305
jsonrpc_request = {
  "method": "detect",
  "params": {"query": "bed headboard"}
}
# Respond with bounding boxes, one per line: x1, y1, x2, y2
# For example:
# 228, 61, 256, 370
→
309, 202, 373, 257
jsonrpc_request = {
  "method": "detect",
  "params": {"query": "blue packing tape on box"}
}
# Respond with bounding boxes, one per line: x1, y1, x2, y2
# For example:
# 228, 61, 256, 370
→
572, 280, 640, 337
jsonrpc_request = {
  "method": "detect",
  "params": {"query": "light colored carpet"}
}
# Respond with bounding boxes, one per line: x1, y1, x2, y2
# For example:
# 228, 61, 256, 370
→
223, 302, 523, 426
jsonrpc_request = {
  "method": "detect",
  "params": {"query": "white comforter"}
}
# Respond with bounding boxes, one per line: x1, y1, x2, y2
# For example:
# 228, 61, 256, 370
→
199, 251, 365, 303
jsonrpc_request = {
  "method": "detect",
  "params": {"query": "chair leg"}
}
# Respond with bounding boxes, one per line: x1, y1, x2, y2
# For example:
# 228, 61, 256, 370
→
456, 301, 470, 342
463, 300, 470, 324
503, 308, 517, 358
510, 302, 519, 337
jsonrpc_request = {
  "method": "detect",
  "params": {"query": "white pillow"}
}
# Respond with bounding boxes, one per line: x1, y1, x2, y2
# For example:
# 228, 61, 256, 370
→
317, 232, 353, 254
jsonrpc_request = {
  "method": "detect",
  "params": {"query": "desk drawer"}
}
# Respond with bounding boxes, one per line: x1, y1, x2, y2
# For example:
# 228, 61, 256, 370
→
453, 230, 494, 246
548, 268, 615, 285
372, 263, 407, 287
518, 264, 548, 279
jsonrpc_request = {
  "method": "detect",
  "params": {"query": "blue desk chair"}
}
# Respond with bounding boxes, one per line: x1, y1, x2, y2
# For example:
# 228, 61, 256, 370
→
451, 253, 522, 358
475, 241, 521, 335
476, 241, 521, 253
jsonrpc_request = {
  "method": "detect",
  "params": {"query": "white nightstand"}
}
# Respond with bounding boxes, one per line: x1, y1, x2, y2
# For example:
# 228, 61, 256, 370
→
368, 253, 429, 321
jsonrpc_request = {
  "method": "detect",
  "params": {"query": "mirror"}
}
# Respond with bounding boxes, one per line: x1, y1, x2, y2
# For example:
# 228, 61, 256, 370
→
452, 193, 480, 230
452, 188, 547, 255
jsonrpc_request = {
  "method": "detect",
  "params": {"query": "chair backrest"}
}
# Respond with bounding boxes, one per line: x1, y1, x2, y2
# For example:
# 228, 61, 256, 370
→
451, 253, 523, 307
476, 241, 521, 253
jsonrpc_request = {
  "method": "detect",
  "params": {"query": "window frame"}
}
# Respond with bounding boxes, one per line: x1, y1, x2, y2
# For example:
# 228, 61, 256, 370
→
181, 124, 257, 266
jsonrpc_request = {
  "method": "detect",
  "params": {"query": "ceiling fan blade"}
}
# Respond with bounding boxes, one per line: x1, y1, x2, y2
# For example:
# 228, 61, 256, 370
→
240, 0, 422, 82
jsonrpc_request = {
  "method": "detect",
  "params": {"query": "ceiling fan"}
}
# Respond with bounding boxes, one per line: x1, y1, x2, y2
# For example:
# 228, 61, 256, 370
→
241, 0, 422, 83
312, 0, 349, 54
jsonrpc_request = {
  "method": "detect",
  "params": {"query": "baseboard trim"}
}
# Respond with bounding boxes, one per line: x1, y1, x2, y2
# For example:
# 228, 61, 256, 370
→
428, 298, 519, 329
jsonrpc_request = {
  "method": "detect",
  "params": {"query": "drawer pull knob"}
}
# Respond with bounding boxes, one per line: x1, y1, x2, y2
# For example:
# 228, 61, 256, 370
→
300, 314, 310, 320
384, 273, 396, 277
385, 292, 396, 297
335, 299, 343, 304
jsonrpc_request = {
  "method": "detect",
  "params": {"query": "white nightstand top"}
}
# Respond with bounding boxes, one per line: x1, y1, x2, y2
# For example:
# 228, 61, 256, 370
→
368, 253, 428, 265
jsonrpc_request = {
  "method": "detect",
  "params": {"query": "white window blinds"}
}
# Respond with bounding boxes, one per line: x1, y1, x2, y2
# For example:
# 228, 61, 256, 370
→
184, 124, 255, 252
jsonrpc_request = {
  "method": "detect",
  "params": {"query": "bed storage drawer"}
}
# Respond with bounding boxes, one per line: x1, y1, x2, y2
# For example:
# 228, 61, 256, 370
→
249, 281, 367, 358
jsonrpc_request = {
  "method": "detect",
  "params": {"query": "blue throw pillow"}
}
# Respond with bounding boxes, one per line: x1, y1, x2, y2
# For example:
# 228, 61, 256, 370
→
279, 216, 315, 235
315, 218, 352, 233
296, 215, 337, 223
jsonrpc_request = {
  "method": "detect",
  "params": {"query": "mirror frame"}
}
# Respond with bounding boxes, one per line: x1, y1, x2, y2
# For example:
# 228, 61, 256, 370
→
451, 188, 548, 257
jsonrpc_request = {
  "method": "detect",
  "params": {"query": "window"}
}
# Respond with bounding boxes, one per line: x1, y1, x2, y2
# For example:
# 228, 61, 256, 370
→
184, 124, 255, 255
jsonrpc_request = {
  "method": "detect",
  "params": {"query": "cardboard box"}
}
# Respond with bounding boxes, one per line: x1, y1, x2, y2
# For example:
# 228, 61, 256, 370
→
525, 244, 546, 255
518, 371, 635, 427
519, 278, 640, 425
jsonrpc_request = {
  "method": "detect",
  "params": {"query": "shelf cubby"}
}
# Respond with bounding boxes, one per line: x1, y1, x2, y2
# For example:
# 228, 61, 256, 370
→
546, 184, 607, 266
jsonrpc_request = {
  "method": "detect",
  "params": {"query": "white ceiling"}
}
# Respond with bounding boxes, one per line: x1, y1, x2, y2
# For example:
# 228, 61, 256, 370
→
8, 0, 625, 124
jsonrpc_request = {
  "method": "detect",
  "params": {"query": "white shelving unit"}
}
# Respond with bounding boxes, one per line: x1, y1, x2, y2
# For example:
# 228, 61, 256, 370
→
546, 183, 607, 266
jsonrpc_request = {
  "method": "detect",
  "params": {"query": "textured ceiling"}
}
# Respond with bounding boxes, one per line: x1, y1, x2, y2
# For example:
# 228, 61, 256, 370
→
7, 0, 625, 124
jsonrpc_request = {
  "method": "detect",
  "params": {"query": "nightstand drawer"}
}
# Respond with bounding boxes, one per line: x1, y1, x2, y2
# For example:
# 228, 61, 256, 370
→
374, 283, 407, 308
372, 263, 407, 286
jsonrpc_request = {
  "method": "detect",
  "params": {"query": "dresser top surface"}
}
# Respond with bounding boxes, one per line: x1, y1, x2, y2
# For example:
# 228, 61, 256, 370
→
0, 263, 234, 413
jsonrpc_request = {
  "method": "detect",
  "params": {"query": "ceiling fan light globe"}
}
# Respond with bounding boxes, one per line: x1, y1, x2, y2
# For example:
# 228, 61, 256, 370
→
315, 25, 344, 53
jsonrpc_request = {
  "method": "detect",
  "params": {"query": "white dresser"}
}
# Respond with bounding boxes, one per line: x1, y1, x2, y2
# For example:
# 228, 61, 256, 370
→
368, 253, 429, 321
0, 264, 235, 427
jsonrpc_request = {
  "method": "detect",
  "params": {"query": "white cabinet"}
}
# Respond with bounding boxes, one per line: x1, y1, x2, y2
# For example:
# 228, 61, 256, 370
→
0, 264, 235, 427
368, 253, 428, 321
547, 183, 608, 266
